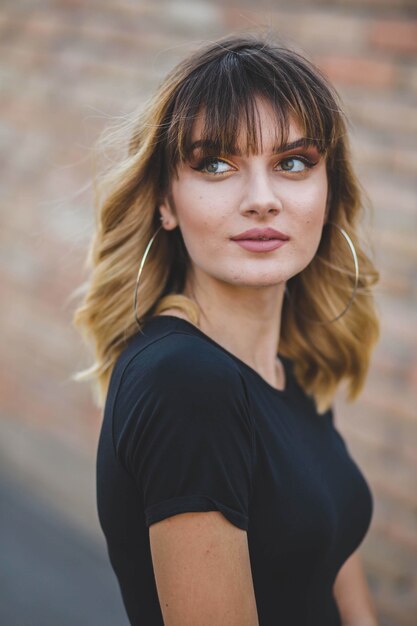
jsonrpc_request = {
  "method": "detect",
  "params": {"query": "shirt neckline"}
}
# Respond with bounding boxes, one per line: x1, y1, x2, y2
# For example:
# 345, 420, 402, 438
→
146, 314, 293, 398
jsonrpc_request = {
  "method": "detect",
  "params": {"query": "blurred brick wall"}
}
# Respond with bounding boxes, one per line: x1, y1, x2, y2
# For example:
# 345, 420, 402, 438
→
0, 1, 416, 625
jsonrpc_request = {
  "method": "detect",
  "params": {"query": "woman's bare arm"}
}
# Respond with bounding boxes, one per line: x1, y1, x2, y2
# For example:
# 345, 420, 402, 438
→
149, 510, 260, 626
333, 549, 379, 626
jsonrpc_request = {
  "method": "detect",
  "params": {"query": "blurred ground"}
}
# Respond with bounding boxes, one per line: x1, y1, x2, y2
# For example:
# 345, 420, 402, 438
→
0, 417, 129, 626
0, 477, 129, 626
0, 422, 128, 626
0, 0, 416, 624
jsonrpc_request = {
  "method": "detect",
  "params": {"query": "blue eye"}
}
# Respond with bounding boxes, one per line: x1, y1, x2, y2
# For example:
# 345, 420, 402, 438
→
278, 157, 313, 172
192, 157, 234, 175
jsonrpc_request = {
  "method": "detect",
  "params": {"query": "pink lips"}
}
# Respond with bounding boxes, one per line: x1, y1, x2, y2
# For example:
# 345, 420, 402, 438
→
233, 239, 288, 252
231, 227, 290, 241
231, 227, 289, 253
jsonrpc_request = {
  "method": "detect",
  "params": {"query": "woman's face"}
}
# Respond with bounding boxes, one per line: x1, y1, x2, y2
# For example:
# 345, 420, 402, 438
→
159, 97, 329, 292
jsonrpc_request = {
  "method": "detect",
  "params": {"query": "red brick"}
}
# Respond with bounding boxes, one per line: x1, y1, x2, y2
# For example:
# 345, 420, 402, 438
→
352, 140, 417, 179
20, 13, 64, 39
369, 20, 417, 56
224, 8, 368, 51
344, 94, 417, 135
314, 54, 397, 88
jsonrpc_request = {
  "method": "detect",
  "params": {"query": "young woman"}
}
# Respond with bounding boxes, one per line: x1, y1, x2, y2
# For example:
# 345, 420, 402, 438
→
73, 34, 381, 626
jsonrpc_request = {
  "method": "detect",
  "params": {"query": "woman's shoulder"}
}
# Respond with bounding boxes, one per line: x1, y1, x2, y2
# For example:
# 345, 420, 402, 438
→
108, 315, 252, 433
117, 313, 245, 396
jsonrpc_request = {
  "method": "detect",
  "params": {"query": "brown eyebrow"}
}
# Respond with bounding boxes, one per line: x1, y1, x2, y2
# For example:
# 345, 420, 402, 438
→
188, 137, 321, 156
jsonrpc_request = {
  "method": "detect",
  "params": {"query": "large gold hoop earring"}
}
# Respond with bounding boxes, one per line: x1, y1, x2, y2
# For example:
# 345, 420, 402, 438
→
133, 217, 165, 329
284, 221, 359, 324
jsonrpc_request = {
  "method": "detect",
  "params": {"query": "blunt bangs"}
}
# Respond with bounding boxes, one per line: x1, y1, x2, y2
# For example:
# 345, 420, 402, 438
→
162, 44, 340, 181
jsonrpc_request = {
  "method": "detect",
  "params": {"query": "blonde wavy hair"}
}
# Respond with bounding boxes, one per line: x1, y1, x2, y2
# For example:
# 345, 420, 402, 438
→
71, 33, 380, 413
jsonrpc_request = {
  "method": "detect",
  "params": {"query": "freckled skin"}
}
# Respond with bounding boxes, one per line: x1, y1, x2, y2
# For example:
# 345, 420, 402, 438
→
159, 97, 329, 296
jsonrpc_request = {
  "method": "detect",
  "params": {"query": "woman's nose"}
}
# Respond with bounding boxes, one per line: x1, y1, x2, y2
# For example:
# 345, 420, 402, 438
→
238, 168, 283, 217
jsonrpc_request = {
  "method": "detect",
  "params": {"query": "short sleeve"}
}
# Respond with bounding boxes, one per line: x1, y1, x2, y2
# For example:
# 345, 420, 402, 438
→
112, 335, 255, 531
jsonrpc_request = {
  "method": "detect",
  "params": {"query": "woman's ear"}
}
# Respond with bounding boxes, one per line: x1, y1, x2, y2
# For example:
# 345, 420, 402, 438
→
158, 191, 179, 231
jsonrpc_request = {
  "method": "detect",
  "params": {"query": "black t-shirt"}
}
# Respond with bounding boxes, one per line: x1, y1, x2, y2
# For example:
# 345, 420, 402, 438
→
96, 315, 374, 626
